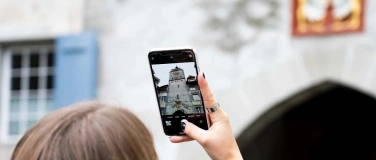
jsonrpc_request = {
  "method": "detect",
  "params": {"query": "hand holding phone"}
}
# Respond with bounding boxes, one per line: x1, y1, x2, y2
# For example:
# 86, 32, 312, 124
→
148, 47, 209, 136
148, 47, 242, 160
170, 72, 243, 160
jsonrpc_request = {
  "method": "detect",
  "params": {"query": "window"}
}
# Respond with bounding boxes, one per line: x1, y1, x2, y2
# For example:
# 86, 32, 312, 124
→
1, 45, 54, 143
193, 95, 201, 101
160, 96, 167, 101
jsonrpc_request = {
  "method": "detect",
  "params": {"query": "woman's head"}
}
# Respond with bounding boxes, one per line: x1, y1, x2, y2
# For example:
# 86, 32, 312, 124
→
12, 101, 157, 160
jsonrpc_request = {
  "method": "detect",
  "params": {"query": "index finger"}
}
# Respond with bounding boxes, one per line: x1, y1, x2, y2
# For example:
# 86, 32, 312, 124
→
198, 72, 227, 123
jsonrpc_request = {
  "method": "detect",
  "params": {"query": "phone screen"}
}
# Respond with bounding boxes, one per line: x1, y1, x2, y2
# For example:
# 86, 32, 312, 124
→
148, 48, 209, 135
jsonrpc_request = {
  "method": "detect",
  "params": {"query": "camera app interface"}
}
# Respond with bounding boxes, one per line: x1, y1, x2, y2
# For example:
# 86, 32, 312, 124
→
150, 51, 208, 135
153, 62, 204, 115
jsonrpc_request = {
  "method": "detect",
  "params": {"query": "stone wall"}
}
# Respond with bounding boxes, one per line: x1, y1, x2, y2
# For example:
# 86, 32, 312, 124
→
93, 1, 376, 159
166, 80, 193, 115
0, 0, 374, 159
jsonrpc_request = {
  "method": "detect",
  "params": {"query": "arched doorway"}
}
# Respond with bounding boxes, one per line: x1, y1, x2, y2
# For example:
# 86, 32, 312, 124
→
237, 81, 376, 160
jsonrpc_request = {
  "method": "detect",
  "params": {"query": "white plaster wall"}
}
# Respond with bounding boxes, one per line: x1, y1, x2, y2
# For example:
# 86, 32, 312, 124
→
0, 0, 84, 42
94, 0, 376, 160
0, 0, 375, 159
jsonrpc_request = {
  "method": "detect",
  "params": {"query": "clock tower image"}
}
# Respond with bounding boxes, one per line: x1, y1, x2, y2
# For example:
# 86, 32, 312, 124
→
165, 66, 195, 115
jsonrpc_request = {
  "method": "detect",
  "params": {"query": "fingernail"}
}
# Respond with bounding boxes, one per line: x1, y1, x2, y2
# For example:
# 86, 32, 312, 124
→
203, 73, 206, 79
180, 120, 186, 131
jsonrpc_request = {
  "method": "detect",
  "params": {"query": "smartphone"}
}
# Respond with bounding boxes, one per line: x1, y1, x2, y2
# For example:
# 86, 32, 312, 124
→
148, 47, 209, 136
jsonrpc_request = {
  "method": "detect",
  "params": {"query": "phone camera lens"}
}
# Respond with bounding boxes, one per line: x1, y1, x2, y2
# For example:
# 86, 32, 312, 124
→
170, 56, 173, 58
151, 57, 155, 60
188, 54, 192, 58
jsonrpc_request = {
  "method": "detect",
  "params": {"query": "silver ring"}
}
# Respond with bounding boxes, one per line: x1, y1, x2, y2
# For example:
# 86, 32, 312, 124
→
206, 103, 220, 113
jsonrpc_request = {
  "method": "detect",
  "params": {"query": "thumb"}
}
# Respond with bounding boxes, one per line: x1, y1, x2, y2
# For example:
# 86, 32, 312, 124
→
182, 119, 207, 143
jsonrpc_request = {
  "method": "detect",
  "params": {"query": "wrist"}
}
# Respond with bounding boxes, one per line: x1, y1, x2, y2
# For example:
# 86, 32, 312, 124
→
224, 149, 243, 160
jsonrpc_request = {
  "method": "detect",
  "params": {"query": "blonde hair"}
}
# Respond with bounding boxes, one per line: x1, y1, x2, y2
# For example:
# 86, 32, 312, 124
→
12, 101, 158, 160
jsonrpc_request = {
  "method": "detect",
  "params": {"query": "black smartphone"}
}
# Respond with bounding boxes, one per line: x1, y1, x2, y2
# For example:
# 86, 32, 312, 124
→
148, 47, 209, 136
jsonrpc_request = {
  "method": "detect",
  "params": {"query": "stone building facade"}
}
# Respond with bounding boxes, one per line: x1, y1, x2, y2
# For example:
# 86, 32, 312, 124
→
164, 66, 203, 115
0, 0, 376, 160
187, 75, 204, 113
157, 85, 168, 115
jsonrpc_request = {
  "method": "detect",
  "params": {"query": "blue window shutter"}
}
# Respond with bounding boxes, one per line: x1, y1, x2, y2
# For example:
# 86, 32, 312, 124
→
54, 31, 98, 109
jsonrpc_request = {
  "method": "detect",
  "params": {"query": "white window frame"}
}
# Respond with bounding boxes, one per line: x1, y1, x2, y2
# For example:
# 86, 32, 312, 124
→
0, 44, 54, 144
193, 95, 201, 101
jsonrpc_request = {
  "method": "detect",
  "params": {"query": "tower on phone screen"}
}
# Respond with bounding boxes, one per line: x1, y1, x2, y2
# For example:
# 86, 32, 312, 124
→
152, 62, 204, 116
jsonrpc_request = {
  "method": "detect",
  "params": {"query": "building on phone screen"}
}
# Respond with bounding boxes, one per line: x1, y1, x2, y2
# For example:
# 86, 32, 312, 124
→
152, 69, 160, 88
158, 66, 204, 115
157, 85, 168, 115
186, 75, 203, 113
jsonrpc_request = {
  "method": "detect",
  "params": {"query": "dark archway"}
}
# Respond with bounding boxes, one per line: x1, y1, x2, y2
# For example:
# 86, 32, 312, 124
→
237, 81, 376, 160
172, 110, 185, 116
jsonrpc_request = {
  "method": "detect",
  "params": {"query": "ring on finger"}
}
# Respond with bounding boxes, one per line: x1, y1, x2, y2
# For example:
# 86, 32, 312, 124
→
206, 103, 220, 113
